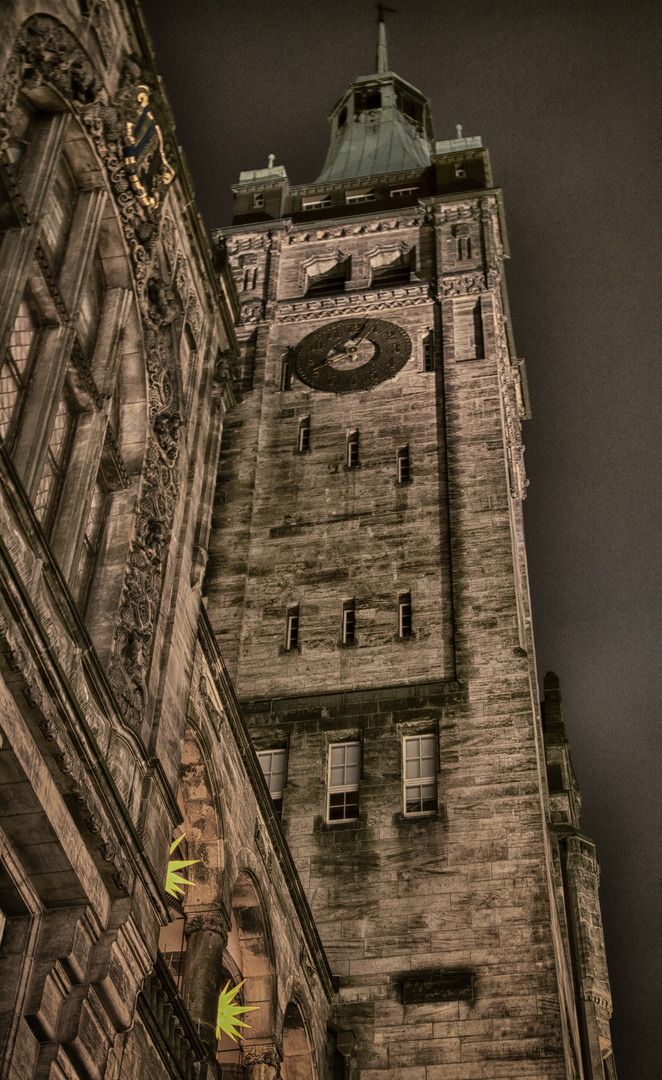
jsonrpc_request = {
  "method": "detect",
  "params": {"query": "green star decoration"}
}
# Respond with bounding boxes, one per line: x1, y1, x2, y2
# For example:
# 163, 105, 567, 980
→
165, 833, 200, 898
215, 979, 259, 1041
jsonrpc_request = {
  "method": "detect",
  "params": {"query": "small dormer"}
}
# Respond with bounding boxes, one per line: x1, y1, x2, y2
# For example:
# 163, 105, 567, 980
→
232, 157, 289, 225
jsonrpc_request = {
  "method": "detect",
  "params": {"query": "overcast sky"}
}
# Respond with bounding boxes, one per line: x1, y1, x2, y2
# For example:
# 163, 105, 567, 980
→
139, 1, 662, 1073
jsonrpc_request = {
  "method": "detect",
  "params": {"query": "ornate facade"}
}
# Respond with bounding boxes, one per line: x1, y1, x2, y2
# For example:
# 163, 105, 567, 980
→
0, 4, 332, 1080
0, 4, 616, 1080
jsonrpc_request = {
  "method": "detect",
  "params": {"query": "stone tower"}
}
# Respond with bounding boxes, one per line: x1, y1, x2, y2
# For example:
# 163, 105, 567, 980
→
208, 16, 617, 1080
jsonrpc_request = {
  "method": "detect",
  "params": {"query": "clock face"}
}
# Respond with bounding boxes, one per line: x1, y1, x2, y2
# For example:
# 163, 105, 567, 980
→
294, 317, 412, 393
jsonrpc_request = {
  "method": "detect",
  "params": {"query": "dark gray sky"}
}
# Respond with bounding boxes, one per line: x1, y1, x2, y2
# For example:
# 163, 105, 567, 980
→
139, 1, 662, 1073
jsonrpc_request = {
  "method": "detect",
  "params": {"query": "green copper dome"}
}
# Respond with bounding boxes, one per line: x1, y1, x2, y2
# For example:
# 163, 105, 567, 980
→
316, 19, 434, 182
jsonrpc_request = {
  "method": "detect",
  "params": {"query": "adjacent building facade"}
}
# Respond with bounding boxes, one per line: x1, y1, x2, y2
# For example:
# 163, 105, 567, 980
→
0, 4, 616, 1080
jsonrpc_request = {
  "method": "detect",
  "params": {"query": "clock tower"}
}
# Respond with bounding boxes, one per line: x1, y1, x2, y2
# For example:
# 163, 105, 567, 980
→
207, 16, 617, 1080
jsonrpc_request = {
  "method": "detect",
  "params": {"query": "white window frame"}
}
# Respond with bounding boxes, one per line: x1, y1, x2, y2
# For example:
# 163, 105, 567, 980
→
397, 446, 410, 484
257, 749, 287, 812
398, 592, 412, 636
298, 417, 310, 452
347, 431, 359, 468
342, 602, 355, 644
327, 741, 360, 823
302, 197, 331, 211
346, 191, 376, 204
403, 734, 437, 815
252, 192, 264, 209
286, 608, 299, 650
390, 186, 419, 198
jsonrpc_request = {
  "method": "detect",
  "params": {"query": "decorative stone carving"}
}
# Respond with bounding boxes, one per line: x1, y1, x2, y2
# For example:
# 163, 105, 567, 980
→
276, 282, 432, 322
147, 275, 181, 327
0, 15, 185, 733
440, 272, 486, 296
183, 909, 230, 939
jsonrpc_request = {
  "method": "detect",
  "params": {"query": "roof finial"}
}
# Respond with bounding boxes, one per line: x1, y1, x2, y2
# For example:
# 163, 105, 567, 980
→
268, 153, 275, 168
376, 3, 396, 74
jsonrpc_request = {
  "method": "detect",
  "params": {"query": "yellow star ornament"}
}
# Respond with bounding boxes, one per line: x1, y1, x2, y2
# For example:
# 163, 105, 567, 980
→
165, 834, 200, 898
216, 979, 259, 1042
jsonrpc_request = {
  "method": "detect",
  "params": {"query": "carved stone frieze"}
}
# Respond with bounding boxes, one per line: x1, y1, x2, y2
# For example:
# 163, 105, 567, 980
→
440, 272, 486, 296
275, 283, 432, 323
286, 216, 424, 245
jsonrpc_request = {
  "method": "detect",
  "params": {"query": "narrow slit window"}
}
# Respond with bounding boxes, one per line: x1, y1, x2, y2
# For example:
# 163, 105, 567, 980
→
423, 333, 434, 372
398, 592, 412, 637
298, 416, 310, 452
397, 446, 410, 484
403, 734, 437, 814
286, 606, 299, 650
347, 430, 359, 468
327, 742, 360, 822
257, 749, 287, 815
457, 236, 472, 260
280, 353, 291, 391
342, 599, 356, 644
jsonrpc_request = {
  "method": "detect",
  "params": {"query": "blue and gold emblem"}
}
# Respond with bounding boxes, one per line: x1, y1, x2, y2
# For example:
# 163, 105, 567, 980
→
123, 85, 175, 210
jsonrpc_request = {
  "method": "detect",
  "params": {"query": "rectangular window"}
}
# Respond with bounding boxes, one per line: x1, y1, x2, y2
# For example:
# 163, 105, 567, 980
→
0, 296, 39, 442
346, 430, 359, 468
342, 599, 355, 644
423, 333, 434, 372
298, 416, 310, 452
390, 186, 419, 198
252, 193, 264, 209
286, 606, 299, 650
397, 446, 410, 484
398, 591, 412, 637
346, 191, 376, 204
280, 354, 291, 391
404, 734, 437, 814
327, 742, 360, 822
302, 197, 331, 211
34, 391, 76, 530
257, 749, 287, 815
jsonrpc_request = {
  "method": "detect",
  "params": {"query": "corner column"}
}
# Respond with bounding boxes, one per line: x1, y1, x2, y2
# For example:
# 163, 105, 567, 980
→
182, 908, 230, 1048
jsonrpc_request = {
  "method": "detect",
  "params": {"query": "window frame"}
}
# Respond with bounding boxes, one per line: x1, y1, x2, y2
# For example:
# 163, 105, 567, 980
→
397, 445, 410, 484
403, 733, 438, 816
297, 416, 310, 453
285, 606, 300, 651
257, 748, 287, 814
342, 599, 356, 645
346, 430, 359, 468
398, 591, 412, 637
327, 740, 361, 823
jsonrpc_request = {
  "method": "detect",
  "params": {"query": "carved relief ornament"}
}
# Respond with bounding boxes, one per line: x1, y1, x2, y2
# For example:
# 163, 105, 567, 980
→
0, 15, 186, 731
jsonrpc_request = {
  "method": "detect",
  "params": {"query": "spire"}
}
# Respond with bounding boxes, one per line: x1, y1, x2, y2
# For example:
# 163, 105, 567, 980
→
376, 4, 395, 74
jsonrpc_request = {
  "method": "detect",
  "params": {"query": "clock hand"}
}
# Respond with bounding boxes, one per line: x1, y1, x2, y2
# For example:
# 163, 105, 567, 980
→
356, 318, 379, 346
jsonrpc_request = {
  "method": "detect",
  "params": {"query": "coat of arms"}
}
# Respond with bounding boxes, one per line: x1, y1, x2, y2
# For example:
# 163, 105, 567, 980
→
123, 84, 175, 210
